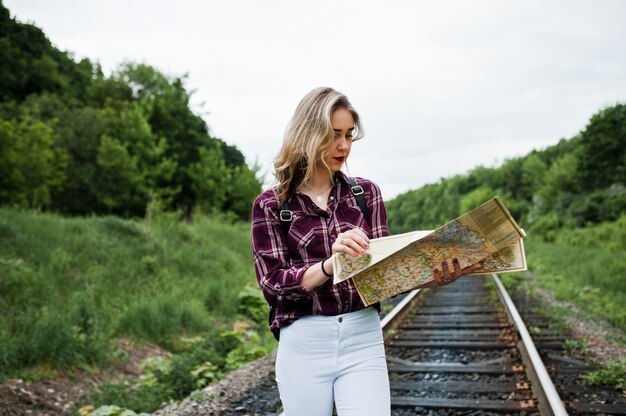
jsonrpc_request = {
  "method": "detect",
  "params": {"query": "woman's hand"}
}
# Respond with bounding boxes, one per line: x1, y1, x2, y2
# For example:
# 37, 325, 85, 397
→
332, 228, 369, 256
429, 258, 482, 287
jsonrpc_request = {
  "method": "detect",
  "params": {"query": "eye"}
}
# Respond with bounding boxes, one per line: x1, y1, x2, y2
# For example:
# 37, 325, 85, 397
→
333, 130, 355, 141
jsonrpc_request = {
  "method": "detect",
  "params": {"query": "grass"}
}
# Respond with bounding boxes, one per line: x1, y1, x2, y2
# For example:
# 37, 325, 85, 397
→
524, 238, 626, 332
500, 216, 626, 334
0, 207, 270, 379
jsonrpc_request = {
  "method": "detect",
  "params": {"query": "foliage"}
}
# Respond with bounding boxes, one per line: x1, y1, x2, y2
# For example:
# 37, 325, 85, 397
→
223, 326, 269, 371
0, 114, 67, 209
459, 186, 495, 215
564, 339, 586, 354
0, 5, 261, 219
576, 104, 626, 192
78, 405, 149, 416
582, 360, 626, 389
0, 208, 258, 377
524, 233, 626, 331
237, 284, 269, 324
387, 103, 625, 234
84, 324, 267, 413
384, 101, 626, 339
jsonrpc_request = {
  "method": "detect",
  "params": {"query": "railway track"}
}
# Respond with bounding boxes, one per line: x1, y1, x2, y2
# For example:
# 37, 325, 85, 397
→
386, 275, 553, 415
214, 275, 626, 415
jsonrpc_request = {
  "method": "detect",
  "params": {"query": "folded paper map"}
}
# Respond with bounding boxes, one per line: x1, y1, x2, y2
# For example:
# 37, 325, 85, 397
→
332, 197, 526, 306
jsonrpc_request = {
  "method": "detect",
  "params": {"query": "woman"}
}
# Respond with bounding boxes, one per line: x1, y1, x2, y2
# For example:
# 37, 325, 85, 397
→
251, 87, 480, 415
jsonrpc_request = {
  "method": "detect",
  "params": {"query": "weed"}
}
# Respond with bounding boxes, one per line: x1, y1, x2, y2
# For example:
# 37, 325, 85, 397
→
564, 339, 586, 353
582, 360, 626, 389
188, 389, 208, 403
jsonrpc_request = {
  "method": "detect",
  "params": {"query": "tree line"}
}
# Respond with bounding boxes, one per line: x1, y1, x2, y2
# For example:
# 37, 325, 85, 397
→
386, 103, 626, 238
0, 3, 261, 219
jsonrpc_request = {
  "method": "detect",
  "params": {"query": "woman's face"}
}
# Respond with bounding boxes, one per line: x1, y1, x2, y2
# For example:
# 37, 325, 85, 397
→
322, 107, 354, 173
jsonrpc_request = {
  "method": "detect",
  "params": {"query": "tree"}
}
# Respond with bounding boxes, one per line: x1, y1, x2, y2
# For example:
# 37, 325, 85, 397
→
0, 116, 67, 209
95, 103, 176, 216
0, 5, 262, 218
223, 164, 263, 220
50, 106, 108, 215
0, 3, 93, 104
576, 104, 626, 191
459, 186, 495, 215
188, 145, 228, 214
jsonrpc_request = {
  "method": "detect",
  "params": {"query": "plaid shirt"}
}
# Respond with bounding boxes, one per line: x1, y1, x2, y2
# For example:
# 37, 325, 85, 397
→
251, 171, 389, 332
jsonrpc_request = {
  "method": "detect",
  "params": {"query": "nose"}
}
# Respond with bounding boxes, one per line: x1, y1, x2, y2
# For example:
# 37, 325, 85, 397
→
337, 136, 350, 150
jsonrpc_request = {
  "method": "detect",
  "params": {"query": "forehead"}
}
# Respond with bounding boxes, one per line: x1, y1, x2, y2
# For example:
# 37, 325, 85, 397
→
331, 108, 354, 129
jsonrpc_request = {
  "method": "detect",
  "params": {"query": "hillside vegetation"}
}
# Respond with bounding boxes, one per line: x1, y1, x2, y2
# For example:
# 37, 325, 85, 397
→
0, 3, 268, 411
0, 3, 261, 220
0, 206, 266, 370
1, 1, 625, 411
386, 103, 626, 332
0, 207, 273, 411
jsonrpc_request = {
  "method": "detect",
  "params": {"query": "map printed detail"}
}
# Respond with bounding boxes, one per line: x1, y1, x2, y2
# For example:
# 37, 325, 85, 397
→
332, 197, 527, 306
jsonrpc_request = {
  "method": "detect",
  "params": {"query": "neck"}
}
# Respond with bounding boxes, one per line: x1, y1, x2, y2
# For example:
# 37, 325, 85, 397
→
306, 171, 334, 191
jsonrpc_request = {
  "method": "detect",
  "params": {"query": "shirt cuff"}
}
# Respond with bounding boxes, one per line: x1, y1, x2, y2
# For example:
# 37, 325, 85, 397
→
279, 265, 313, 303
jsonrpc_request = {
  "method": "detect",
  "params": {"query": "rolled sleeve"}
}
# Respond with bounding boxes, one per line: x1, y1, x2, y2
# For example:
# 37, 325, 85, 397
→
251, 193, 313, 307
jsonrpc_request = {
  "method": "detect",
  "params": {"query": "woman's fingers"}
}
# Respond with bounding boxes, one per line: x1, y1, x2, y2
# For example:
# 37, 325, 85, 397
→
432, 266, 447, 286
338, 237, 361, 256
333, 228, 370, 256
441, 261, 451, 281
434, 258, 482, 286
462, 262, 483, 275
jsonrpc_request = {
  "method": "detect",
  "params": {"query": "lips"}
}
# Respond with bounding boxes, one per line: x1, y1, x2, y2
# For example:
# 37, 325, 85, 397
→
333, 157, 346, 163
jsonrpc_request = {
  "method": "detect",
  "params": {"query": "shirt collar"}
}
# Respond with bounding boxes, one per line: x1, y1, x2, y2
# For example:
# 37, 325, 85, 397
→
334, 170, 352, 186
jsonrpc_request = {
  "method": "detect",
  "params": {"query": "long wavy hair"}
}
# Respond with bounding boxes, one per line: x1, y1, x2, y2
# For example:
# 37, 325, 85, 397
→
274, 87, 364, 201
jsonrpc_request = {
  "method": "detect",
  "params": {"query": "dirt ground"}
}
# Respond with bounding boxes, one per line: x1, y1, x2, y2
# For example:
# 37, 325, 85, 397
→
0, 339, 170, 416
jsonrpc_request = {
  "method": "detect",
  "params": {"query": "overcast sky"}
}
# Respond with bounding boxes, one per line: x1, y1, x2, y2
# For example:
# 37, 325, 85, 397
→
6, 0, 626, 199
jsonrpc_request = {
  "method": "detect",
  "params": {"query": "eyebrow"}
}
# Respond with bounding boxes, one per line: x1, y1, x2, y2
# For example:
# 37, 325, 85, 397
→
333, 127, 355, 132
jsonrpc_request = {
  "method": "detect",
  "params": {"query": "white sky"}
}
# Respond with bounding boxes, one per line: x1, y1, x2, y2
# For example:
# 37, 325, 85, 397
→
5, 0, 626, 199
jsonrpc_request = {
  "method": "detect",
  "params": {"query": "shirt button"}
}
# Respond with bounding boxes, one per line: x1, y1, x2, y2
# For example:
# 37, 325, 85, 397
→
338, 317, 343, 323
330, 196, 334, 200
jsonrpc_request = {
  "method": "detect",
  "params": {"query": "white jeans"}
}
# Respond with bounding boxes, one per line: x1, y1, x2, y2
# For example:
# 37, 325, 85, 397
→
275, 307, 390, 416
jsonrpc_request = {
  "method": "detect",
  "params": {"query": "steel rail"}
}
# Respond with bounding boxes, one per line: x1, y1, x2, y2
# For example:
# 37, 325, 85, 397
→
491, 273, 568, 416
380, 289, 421, 331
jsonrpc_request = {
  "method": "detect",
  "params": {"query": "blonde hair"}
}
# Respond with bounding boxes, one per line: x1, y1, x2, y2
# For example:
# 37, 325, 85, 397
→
274, 87, 364, 201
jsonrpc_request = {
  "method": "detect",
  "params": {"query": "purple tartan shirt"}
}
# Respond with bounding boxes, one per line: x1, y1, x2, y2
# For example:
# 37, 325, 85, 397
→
251, 171, 389, 333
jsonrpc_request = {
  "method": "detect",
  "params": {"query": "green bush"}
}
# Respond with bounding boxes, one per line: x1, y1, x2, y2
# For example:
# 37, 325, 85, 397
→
237, 285, 268, 324
84, 325, 259, 413
89, 380, 173, 413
